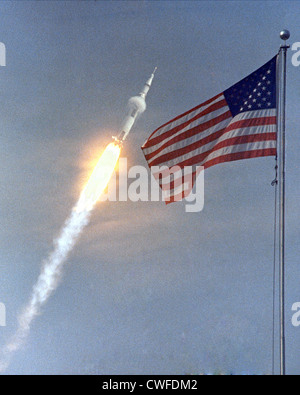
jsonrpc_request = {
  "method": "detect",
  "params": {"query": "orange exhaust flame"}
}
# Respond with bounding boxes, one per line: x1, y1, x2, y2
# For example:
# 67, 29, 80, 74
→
76, 142, 121, 212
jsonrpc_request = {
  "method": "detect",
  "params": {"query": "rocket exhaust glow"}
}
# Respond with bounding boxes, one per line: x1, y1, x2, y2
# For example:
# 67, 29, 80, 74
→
76, 142, 121, 212
0, 142, 121, 374
0, 69, 155, 373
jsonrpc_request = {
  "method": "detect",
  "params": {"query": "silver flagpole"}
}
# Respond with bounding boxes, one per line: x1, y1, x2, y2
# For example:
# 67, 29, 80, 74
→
278, 29, 290, 376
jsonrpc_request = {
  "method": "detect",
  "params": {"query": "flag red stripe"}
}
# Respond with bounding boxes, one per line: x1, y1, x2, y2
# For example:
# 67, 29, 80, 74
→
149, 132, 276, 167
147, 115, 276, 165
144, 99, 229, 148
226, 115, 276, 133
161, 170, 199, 192
165, 190, 186, 204
165, 189, 191, 204
203, 148, 277, 169
143, 93, 224, 145
144, 110, 232, 161
144, 121, 230, 162
174, 143, 276, 169
146, 127, 227, 163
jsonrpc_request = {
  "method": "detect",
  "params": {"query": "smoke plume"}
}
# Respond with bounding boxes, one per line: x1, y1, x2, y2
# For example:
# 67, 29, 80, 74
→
0, 140, 121, 373
0, 205, 92, 373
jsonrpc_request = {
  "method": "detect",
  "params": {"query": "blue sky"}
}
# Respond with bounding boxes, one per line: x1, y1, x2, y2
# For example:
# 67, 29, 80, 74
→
0, 0, 299, 374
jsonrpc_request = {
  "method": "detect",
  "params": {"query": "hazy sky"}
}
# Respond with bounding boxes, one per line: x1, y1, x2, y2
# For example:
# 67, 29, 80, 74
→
0, 0, 299, 375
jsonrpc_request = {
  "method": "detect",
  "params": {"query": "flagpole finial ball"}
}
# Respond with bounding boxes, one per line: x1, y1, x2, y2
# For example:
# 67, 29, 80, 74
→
280, 30, 290, 41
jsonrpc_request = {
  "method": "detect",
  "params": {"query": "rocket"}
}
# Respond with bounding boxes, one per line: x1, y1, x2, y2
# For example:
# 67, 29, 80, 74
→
113, 67, 157, 144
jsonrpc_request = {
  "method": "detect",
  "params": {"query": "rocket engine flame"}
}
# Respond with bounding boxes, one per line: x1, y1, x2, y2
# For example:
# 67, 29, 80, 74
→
0, 142, 121, 373
76, 142, 121, 212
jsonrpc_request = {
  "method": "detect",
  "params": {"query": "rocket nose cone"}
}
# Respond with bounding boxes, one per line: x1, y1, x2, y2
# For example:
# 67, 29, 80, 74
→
146, 67, 157, 87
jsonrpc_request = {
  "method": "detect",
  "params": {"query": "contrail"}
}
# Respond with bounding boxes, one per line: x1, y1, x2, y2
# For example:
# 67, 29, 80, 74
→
0, 206, 92, 372
0, 70, 156, 373
0, 142, 121, 373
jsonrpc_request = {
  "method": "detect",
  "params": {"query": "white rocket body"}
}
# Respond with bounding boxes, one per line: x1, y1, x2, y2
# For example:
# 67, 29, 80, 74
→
113, 68, 157, 144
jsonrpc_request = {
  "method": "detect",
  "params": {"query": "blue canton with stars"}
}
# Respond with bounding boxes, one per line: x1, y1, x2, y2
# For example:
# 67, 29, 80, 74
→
224, 56, 277, 117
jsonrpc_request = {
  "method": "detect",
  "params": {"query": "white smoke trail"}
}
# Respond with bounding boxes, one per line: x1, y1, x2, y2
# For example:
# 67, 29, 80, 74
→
0, 204, 92, 373
0, 140, 121, 373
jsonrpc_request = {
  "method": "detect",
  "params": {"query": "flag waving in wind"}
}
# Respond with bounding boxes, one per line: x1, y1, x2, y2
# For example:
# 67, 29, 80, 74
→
142, 56, 277, 203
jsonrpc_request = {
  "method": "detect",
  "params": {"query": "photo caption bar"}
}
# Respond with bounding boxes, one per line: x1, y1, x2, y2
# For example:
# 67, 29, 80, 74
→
100, 377, 199, 391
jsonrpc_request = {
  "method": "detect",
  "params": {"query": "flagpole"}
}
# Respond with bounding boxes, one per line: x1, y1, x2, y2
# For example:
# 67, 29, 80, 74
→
278, 29, 290, 376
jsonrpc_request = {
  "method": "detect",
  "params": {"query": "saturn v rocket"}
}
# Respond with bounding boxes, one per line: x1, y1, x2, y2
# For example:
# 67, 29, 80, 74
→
113, 67, 157, 144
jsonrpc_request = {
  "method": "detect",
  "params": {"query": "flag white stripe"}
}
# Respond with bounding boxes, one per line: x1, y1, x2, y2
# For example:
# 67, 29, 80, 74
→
148, 119, 275, 165
198, 140, 276, 166
230, 108, 276, 121
162, 182, 190, 199
146, 94, 226, 142
149, 123, 276, 168
143, 106, 231, 156
152, 166, 194, 184
144, 109, 276, 161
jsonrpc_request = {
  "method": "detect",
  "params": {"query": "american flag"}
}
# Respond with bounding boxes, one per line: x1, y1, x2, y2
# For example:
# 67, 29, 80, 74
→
142, 56, 277, 203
